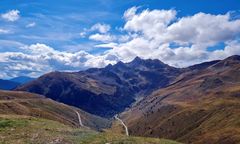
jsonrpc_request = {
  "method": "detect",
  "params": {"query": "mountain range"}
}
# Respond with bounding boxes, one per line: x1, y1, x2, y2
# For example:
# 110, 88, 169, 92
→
10, 76, 35, 84
14, 55, 240, 143
0, 79, 20, 90
16, 57, 181, 117
0, 76, 35, 90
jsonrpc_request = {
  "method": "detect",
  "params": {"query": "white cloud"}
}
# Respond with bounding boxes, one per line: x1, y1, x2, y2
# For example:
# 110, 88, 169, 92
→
210, 40, 240, 60
1, 7, 240, 78
121, 7, 240, 47
79, 23, 111, 38
0, 28, 11, 34
26, 22, 36, 28
0, 43, 117, 78
1, 10, 20, 22
123, 6, 139, 20
20, 43, 56, 54
89, 33, 116, 42
90, 23, 111, 33
123, 8, 177, 40
165, 12, 240, 46
99, 7, 240, 67
94, 42, 117, 48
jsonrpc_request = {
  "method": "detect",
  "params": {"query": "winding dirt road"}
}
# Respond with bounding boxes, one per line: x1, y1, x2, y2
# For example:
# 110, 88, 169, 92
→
115, 115, 129, 136
74, 110, 84, 127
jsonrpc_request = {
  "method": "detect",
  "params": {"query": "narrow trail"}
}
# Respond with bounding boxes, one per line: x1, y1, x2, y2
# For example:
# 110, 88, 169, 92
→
115, 115, 129, 136
74, 110, 84, 127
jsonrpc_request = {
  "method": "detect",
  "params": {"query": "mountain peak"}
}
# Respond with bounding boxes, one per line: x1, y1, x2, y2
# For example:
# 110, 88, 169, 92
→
133, 56, 142, 62
115, 61, 126, 67
224, 55, 240, 61
211, 55, 240, 68
129, 56, 145, 65
127, 56, 169, 70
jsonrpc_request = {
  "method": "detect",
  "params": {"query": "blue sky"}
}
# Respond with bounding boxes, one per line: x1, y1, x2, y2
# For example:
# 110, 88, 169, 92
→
0, 0, 240, 78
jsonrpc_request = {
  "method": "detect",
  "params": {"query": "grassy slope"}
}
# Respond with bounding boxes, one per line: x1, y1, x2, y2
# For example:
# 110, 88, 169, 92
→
0, 90, 110, 130
122, 61, 240, 144
0, 115, 180, 144
0, 90, 180, 143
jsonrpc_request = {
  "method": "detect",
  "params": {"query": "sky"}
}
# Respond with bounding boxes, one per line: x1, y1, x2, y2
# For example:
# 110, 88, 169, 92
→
0, 0, 240, 78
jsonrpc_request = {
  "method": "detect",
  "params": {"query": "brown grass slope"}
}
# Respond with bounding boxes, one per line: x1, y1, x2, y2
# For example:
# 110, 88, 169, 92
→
0, 91, 181, 144
0, 90, 110, 130
122, 55, 240, 144
0, 114, 183, 144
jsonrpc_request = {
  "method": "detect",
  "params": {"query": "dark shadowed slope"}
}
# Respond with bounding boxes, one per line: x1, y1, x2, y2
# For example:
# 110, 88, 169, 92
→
16, 57, 181, 117
121, 55, 240, 144
0, 79, 20, 90
0, 76, 34, 90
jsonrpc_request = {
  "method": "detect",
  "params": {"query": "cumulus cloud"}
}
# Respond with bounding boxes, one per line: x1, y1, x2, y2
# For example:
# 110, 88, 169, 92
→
89, 33, 116, 42
79, 23, 111, 38
0, 43, 117, 78
1, 10, 20, 22
123, 6, 139, 20
210, 40, 240, 60
80, 23, 111, 36
1, 7, 240, 78
124, 8, 177, 39
101, 7, 240, 67
165, 13, 240, 46
90, 23, 111, 33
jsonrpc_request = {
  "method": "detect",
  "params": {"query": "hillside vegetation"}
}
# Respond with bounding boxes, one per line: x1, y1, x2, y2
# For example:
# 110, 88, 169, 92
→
122, 55, 240, 144
0, 90, 180, 144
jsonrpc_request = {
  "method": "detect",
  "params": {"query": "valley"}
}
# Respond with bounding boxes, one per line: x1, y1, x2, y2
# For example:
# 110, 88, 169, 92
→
0, 90, 180, 144
16, 57, 181, 117
0, 55, 240, 143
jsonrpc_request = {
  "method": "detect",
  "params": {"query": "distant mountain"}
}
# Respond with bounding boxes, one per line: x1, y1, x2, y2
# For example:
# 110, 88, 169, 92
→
0, 79, 20, 90
16, 57, 181, 117
10, 76, 35, 84
120, 55, 240, 144
0, 76, 34, 90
